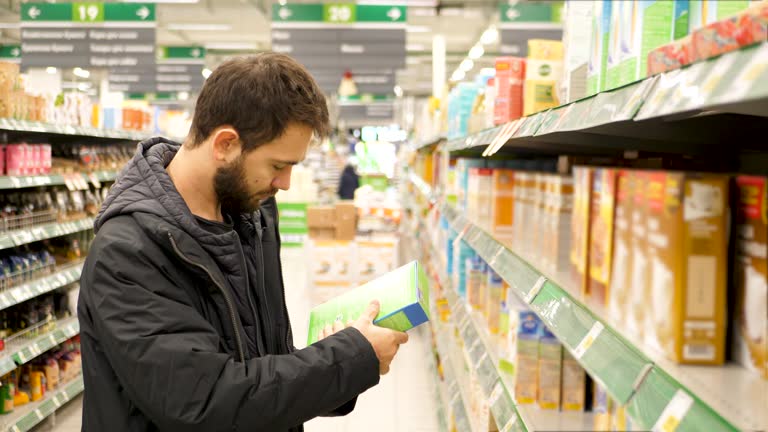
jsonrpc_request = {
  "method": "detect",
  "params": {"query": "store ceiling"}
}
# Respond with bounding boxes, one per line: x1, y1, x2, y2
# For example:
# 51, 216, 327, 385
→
0, 0, 501, 96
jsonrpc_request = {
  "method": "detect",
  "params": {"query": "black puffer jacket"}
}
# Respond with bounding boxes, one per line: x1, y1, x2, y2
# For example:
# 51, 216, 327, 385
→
78, 138, 380, 432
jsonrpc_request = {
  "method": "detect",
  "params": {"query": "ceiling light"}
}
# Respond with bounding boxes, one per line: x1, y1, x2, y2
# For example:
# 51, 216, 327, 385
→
481, 26, 499, 45
178, 91, 190, 101
480, 68, 495, 76
202, 68, 212, 79
406, 25, 430, 33
450, 70, 465, 81
46, 67, 57, 75
406, 44, 426, 52
167, 24, 232, 31
468, 45, 484, 60
73, 67, 90, 79
278, 0, 287, 5
77, 83, 92, 91
459, 59, 474, 72
394, 86, 403, 98
204, 42, 257, 51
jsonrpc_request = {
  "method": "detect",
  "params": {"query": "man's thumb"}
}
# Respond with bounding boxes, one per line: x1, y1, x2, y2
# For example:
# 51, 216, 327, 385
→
362, 300, 380, 322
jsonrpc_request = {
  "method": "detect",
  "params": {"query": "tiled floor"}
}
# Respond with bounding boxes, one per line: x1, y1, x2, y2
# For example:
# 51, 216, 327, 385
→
32, 247, 440, 431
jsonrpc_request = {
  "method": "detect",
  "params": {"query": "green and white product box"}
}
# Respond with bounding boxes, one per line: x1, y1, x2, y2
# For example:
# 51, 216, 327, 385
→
277, 202, 309, 247
689, 0, 751, 33
307, 260, 429, 345
610, 1, 690, 90
587, 1, 612, 95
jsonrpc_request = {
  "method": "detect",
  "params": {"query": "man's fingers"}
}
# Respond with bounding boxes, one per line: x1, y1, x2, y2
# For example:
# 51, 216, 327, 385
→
360, 300, 380, 322
322, 324, 332, 339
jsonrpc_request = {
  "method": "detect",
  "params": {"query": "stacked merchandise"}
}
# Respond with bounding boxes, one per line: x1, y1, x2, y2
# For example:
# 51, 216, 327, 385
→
0, 141, 133, 177
0, 335, 82, 415
0, 63, 46, 123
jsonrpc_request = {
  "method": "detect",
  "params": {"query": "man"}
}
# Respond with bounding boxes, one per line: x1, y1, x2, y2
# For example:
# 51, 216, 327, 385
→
78, 53, 409, 432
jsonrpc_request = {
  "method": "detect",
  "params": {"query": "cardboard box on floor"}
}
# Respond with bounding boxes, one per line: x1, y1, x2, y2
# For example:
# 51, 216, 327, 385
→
307, 203, 358, 241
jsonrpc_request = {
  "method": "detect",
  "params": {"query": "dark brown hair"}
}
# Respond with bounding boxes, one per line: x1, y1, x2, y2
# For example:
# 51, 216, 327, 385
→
188, 52, 330, 150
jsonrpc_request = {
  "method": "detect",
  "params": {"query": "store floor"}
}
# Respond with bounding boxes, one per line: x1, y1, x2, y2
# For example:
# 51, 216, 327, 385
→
33, 247, 440, 432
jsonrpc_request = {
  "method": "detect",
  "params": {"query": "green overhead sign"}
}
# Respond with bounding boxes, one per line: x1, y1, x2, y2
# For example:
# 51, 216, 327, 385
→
21, 2, 156, 23
500, 2, 563, 23
272, 3, 406, 24
0, 45, 21, 60
159, 46, 206, 61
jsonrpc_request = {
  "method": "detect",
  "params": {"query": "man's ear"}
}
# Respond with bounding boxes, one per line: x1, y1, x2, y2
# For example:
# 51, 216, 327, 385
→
211, 126, 242, 163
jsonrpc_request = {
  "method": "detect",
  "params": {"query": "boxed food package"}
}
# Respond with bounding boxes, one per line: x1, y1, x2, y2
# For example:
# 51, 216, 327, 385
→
648, 35, 694, 75
334, 201, 357, 241
456, 158, 486, 212
644, 171, 728, 364
466, 254, 486, 312
628, 172, 650, 340
512, 172, 533, 253
588, 169, 619, 307
357, 239, 398, 285
515, 311, 542, 404
309, 240, 356, 287
571, 167, 594, 299
593, 384, 612, 431
587, 0, 614, 94
689, 0, 753, 33
5, 143, 25, 177
562, 0, 594, 102
733, 176, 768, 378
494, 57, 526, 125
307, 260, 429, 345
613, 1, 691, 88
608, 170, 634, 324
0, 62, 19, 93
453, 238, 474, 298
524, 40, 564, 116
605, 1, 624, 90
530, 173, 548, 262
561, 349, 586, 411
537, 325, 563, 410
308, 205, 336, 240
486, 268, 509, 333
692, 1, 768, 62
467, 168, 494, 231
491, 169, 515, 245
552, 175, 575, 274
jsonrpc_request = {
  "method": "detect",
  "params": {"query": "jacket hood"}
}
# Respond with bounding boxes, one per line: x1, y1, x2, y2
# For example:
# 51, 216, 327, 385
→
95, 137, 238, 250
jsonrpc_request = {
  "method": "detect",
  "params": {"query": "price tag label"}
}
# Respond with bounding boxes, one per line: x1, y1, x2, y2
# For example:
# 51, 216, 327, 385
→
9, 177, 21, 188
454, 223, 472, 244
17, 350, 26, 364
89, 173, 102, 188
525, 276, 547, 304
501, 415, 518, 432
10, 425, 20, 432
52, 395, 61, 408
573, 321, 605, 359
34, 408, 44, 420
721, 43, 768, 103
64, 175, 76, 192
62, 390, 69, 401
488, 382, 504, 406
652, 390, 694, 432
49, 334, 58, 345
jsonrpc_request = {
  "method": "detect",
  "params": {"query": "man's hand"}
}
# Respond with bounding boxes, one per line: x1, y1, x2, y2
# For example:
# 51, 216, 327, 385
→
352, 300, 409, 375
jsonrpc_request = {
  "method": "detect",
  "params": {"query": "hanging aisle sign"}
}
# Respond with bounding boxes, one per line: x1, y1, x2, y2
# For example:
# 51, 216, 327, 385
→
498, 3, 563, 57
271, 3, 406, 95
0, 46, 21, 64
20, 2, 156, 70
109, 46, 206, 93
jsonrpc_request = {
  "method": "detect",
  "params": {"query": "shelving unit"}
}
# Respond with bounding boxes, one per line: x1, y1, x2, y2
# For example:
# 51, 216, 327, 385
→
0, 317, 80, 377
0, 118, 146, 142
444, 43, 768, 165
0, 218, 95, 251
2, 374, 84, 432
413, 134, 446, 151
408, 173, 767, 432
0, 261, 84, 311
0, 171, 118, 191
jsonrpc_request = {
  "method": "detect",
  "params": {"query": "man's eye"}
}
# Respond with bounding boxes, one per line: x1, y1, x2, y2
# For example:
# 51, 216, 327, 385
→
273, 165, 283, 170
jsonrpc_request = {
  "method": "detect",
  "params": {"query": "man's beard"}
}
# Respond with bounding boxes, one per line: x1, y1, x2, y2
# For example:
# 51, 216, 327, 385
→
214, 156, 277, 216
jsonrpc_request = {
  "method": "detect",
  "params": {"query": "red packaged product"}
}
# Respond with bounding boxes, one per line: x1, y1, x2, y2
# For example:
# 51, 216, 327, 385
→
692, 2, 768, 62
648, 36, 694, 75
5, 143, 25, 177
494, 57, 526, 125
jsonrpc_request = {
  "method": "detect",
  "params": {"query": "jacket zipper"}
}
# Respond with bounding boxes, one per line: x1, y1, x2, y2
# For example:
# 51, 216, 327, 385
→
253, 222, 275, 353
168, 232, 246, 363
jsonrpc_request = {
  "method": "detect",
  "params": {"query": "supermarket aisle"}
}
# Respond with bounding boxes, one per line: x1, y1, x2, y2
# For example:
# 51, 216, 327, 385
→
33, 248, 440, 432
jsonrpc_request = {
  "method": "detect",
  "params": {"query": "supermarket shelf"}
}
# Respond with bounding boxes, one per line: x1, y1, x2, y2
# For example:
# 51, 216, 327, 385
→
413, 134, 446, 151
408, 172, 435, 204
2, 374, 84, 432
0, 170, 118, 190
0, 118, 146, 141
437, 201, 762, 432
0, 262, 84, 311
0, 317, 80, 377
0, 217, 96, 251
445, 43, 768, 159
421, 324, 450, 432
